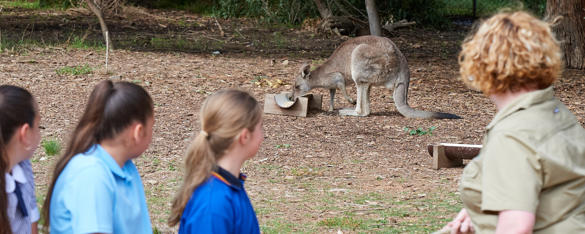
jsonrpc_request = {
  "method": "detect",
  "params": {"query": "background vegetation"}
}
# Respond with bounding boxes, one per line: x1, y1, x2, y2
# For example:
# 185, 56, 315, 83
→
2, 0, 564, 232
34, 0, 546, 27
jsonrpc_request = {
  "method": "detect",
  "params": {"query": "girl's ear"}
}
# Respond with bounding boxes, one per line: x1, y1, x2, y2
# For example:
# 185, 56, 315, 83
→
132, 122, 145, 143
238, 128, 250, 145
17, 124, 32, 149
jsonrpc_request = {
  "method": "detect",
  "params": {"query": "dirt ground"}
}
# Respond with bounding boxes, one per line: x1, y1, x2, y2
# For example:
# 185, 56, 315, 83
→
2, 6, 585, 233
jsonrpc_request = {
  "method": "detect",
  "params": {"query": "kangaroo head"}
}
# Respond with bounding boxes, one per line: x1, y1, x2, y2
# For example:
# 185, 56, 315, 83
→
293, 63, 312, 99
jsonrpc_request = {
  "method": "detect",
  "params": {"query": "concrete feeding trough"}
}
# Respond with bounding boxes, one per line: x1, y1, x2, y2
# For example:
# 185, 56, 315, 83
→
264, 92, 322, 117
427, 143, 482, 169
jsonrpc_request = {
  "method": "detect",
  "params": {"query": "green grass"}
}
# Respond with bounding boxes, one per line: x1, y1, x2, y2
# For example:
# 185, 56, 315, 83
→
0, 39, 43, 53
247, 161, 464, 232
149, 36, 224, 52
0, 36, 103, 54
168, 162, 177, 171
354, 192, 385, 205
69, 36, 105, 50
439, 0, 538, 17
56, 64, 93, 75
275, 143, 291, 149
2, 0, 40, 9
403, 126, 437, 136
271, 31, 287, 48
254, 188, 462, 233
41, 139, 61, 156
318, 216, 368, 230
261, 218, 297, 233
148, 0, 214, 15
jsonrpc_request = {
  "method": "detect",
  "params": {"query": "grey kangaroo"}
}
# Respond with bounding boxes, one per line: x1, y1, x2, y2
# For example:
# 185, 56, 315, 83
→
292, 35, 460, 119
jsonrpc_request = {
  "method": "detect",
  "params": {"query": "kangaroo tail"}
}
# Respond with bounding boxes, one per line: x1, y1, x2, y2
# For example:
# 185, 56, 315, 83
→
393, 82, 461, 119
395, 103, 462, 119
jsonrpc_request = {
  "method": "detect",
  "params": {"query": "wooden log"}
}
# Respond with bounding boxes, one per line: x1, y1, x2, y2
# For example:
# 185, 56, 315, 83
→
427, 143, 482, 169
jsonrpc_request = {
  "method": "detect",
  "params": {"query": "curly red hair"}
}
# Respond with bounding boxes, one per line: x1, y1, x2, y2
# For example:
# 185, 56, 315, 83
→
458, 11, 562, 95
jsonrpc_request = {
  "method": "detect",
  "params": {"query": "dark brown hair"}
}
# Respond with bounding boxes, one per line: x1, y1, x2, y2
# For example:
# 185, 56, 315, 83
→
41, 80, 153, 231
168, 89, 262, 226
0, 85, 36, 234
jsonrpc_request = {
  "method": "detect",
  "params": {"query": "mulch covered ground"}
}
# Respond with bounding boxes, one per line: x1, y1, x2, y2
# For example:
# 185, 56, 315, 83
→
1, 6, 584, 233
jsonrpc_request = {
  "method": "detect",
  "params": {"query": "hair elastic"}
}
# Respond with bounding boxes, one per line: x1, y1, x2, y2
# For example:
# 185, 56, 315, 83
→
200, 130, 210, 140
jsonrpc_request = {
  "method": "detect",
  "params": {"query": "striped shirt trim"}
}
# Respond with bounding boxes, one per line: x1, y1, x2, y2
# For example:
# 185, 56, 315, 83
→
211, 171, 230, 185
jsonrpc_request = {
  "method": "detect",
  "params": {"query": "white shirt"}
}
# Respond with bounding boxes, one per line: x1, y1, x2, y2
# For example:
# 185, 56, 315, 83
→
5, 160, 39, 234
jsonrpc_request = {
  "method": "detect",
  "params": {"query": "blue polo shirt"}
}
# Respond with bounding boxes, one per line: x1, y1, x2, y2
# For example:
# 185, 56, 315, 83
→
179, 166, 260, 234
49, 144, 152, 234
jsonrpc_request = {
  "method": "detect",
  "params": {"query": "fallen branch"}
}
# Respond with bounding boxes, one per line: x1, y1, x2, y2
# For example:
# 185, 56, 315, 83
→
234, 29, 246, 39
201, 34, 225, 43
214, 18, 225, 37
382, 19, 416, 32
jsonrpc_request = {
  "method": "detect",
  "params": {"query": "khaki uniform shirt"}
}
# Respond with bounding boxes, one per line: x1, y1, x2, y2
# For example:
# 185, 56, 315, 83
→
460, 87, 585, 233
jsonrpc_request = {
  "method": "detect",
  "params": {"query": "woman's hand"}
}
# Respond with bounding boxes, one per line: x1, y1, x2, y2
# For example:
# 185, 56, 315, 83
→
439, 209, 474, 234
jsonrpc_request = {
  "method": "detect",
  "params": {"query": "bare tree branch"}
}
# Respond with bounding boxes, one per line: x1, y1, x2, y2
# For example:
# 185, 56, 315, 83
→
85, 0, 113, 49
314, 0, 332, 19
338, 0, 367, 19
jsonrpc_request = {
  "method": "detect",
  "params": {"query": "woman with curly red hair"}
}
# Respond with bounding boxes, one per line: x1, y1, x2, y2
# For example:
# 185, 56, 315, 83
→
440, 11, 585, 233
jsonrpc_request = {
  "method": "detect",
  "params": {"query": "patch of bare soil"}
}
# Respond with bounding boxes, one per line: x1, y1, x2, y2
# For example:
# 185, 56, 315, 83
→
1, 6, 584, 233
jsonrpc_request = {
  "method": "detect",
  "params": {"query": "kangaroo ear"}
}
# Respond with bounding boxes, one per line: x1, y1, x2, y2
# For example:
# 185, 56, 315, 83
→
300, 64, 311, 78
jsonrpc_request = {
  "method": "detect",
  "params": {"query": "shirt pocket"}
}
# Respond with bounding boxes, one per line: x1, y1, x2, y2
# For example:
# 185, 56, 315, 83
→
460, 160, 481, 191
463, 160, 480, 179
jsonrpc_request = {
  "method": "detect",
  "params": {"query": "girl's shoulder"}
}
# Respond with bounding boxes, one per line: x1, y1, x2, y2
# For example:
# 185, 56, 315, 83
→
183, 177, 236, 217
67, 153, 107, 170
61, 154, 112, 184
190, 176, 236, 203
17, 159, 34, 175
198, 176, 234, 194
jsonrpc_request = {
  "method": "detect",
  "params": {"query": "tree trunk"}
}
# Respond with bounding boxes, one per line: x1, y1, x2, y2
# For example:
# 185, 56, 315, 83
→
365, 0, 381, 36
313, 0, 332, 19
85, 0, 114, 49
546, 0, 585, 69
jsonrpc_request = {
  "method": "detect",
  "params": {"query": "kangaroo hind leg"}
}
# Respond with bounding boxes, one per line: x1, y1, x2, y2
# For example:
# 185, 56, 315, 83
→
339, 83, 370, 116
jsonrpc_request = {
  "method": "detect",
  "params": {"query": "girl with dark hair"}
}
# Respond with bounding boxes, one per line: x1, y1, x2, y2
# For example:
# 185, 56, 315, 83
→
0, 85, 42, 234
42, 80, 154, 234
168, 89, 263, 233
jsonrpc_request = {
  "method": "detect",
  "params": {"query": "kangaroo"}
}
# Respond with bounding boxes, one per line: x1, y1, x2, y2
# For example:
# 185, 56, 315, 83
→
292, 63, 356, 112
292, 35, 460, 119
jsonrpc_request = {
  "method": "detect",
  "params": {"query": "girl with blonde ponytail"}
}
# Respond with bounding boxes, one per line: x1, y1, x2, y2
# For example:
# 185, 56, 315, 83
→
169, 89, 263, 234
42, 80, 154, 234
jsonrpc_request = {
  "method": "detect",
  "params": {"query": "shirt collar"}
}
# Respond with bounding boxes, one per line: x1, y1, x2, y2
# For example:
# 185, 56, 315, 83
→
5, 162, 27, 193
90, 144, 133, 182
486, 86, 555, 130
211, 166, 246, 190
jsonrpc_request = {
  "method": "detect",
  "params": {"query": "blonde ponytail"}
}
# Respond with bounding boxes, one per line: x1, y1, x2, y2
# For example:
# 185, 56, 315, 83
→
168, 133, 215, 226
169, 89, 262, 227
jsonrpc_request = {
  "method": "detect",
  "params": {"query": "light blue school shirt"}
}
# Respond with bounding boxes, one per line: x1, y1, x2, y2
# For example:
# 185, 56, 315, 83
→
49, 144, 152, 234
